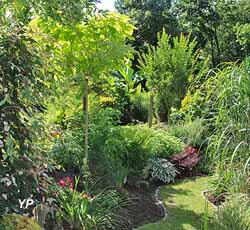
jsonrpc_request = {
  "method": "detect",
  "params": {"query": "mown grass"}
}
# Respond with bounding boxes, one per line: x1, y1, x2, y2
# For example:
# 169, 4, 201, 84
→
138, 177, 213, 230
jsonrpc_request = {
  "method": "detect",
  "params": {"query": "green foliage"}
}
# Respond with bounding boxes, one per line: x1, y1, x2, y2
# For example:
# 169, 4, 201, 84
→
216, 0, 250, 62
1, 0, 97, 26
0, 156, 53, 217
32, 12, 134, 84
104, 126, 149, 174
174, 0, 220, 67
57, 182, 124, 230
0, 25, 46, 161
167, 119, 206, 147
104, 125, 184, 184
211, 195, 250, 230
48, 131, 83, 172
138, 31, 203, 121
1, 213, 41, 230
115, 0, 177, 46
130, 89, 150, 122
144, 128, 185, 158
143, 158, 178, 183
186, 58, 250, 195
34, 0, 97, 25
235, 23, 250, 54
174, 0, 250, 66
88, 108, 121, 187
112, 59, 145, 123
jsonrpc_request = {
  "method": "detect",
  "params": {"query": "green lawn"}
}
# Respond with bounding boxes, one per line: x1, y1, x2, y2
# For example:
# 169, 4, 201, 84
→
138, 177, 213, 230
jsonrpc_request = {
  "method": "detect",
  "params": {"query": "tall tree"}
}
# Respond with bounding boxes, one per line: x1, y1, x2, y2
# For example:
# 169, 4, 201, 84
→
174, 0, 250, 66
216, 0, 250, 62
115, 0, 178, 47
174, 0, 220, 67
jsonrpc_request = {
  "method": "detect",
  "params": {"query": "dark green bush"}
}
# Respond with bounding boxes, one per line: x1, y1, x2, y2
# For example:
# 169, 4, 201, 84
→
130, 91, 149, 122
0, 156, 53, 217
48, 131, 83, 172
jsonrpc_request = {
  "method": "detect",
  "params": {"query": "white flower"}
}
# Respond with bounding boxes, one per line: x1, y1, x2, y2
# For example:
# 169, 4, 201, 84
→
2, 194, 8, 200
0, 140, 3, 148
4, 125, 10, 132
3, 121, 10, 132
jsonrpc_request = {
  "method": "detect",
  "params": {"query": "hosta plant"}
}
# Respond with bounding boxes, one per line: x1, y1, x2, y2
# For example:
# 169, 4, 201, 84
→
144, 158, 179, 183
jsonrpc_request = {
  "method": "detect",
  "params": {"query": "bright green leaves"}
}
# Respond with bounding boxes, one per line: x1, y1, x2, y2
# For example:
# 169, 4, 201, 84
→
235, 23, 250, 53
138, 30, 203, 122
31, 12, 134, 82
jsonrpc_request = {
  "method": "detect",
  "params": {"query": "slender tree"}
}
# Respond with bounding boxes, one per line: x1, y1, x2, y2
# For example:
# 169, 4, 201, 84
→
138, 31, 201, 124
33, 13, 134, 172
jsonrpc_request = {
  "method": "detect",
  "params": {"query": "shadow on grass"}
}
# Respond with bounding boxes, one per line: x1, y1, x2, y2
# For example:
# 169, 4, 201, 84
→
164, 206, 203, 230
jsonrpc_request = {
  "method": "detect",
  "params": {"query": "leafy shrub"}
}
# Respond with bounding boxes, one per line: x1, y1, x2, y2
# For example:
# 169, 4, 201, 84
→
104, 126, 149, 174
211, 195, 250, 230
144, 128, 185, 158
0, 156, 53, 217
88, 108, 121, 188
0, 214, 41, 230
104, 125, 184, 185
0, 22, 46, 162
130, 90, 149, 122
48, 130, 83, 172
167, 119, 207, 147
143, 158, 178, 183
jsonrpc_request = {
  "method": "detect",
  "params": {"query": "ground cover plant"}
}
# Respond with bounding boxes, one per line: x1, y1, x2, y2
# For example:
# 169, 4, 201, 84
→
1, 0, 250, 230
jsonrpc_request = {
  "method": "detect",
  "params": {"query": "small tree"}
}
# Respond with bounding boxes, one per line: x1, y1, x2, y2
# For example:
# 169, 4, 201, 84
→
33, 13, 134, 172
138, 31, 200, 125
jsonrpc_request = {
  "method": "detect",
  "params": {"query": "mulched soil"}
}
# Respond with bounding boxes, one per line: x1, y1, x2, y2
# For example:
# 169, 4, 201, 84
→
49, 171, 164, 230
48, 146, 205, 230
119, 181, 165, 230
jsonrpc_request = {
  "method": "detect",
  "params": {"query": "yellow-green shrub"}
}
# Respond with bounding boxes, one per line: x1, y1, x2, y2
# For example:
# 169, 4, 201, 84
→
1, 214, 41, 230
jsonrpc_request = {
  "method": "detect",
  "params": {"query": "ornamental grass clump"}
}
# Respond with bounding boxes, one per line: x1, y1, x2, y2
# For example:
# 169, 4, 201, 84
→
56, 178, 125, 230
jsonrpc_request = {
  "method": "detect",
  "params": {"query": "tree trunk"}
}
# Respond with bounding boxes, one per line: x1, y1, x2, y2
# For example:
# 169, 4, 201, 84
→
83, 77, 89, 174
148, 92, 154, 128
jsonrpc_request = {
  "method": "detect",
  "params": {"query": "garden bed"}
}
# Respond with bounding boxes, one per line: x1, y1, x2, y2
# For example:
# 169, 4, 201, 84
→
119, 181, 165, 230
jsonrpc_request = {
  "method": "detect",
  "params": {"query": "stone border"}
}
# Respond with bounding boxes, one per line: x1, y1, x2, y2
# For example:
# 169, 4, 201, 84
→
154, 185, 168, 221
201, 190, 224, 210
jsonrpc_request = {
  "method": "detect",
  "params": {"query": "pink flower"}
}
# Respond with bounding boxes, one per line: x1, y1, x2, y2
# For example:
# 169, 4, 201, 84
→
66, 176, 73, 184
59, 179, 66, 187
